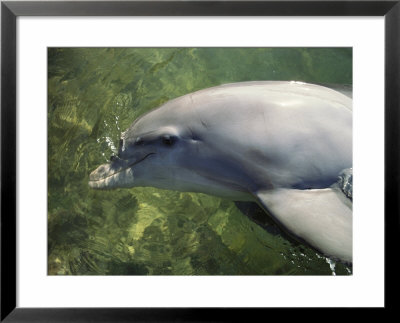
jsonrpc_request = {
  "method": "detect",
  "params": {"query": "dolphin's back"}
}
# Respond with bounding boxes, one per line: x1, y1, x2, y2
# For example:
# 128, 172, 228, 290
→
130, 81, 352, 191
184, 82, 352, 190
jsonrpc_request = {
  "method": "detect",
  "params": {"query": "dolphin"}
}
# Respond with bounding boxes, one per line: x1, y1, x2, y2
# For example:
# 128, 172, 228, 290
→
89, 81, 353, 263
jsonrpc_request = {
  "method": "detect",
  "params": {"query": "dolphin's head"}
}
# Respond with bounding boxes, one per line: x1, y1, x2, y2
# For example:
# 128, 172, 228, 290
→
89, 94, 253, 200
89, 112, 190, 191
89, 98, 227, 195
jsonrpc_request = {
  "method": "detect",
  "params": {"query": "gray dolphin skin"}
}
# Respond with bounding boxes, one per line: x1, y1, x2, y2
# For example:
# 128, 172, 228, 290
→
89, 81, 353, 263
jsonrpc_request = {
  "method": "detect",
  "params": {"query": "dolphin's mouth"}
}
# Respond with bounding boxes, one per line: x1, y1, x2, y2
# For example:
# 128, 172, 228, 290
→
89, 153, 155, 189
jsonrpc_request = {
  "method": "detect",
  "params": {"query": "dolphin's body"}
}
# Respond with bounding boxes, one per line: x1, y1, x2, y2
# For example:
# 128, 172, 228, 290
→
89, 81, 353, 263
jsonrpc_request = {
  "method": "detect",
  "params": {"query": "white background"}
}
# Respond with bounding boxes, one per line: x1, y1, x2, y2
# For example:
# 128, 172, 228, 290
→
17, 17, 384, 307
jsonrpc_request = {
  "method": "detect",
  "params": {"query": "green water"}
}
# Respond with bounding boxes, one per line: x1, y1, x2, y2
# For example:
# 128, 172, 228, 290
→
48, 48, 352, 275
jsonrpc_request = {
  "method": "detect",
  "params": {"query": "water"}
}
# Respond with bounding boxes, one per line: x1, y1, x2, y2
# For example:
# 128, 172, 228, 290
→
48, 47, 352, 275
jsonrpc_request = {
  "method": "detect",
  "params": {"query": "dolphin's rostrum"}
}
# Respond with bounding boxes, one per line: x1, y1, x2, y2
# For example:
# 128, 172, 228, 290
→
89, 81, 353, 263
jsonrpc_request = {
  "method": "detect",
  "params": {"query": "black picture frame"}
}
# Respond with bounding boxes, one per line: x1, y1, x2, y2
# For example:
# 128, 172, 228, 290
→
1, 0, 398, 321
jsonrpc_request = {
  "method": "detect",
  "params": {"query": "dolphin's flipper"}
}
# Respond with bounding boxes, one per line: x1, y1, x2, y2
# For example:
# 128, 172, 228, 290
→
254, 187, 352, 263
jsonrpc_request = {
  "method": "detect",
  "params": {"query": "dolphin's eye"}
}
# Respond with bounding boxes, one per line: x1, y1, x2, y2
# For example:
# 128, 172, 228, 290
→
162, 135, 175, 146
